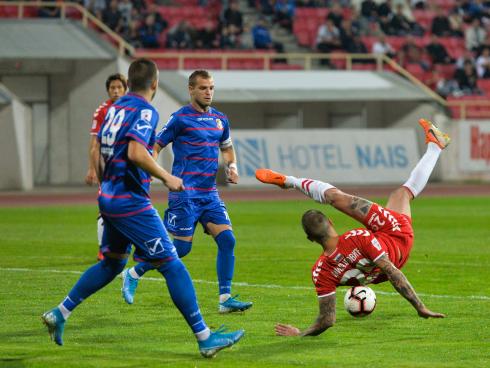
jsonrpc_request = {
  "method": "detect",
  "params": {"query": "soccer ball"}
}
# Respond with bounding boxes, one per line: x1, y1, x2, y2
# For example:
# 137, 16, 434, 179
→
344, 286, 376, 317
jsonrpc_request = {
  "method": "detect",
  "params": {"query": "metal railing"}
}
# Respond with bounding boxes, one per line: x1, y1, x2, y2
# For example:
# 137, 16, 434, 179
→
1, 1, 489, 119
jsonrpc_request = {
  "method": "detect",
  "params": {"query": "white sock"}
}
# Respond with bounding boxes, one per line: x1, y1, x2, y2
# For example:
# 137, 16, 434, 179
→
219, 293, 231, 303
403, 143, 442, 197
285, 176, 336, 203
195, 327, 211, 341
58, 304, 71, 320
129, 268, 140, 279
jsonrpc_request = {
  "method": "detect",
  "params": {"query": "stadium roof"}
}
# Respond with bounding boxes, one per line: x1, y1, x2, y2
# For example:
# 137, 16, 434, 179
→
159, 71, 433, 103
0, 19, 115, 60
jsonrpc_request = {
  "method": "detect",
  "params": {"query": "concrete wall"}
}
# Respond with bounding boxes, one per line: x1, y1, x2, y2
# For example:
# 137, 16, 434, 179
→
0, 85, 33, 190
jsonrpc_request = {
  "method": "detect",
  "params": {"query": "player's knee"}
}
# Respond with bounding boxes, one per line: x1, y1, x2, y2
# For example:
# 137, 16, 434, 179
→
174, 239, 193, 258
156, 258, 185, 275
215, 229, 236, 253
101, 257, 127, 274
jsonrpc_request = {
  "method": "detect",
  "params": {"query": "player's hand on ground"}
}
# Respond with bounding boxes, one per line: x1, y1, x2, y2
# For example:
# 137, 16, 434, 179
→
275, 323, 301, 336
163, 175, 185, 192
417, 307, 446, 319
225, 166, 239, 184
85, 169, 98, 186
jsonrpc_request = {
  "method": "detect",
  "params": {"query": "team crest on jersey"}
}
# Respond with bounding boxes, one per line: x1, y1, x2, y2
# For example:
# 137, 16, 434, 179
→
215, 118, 223, 130
141, 109, 152, 122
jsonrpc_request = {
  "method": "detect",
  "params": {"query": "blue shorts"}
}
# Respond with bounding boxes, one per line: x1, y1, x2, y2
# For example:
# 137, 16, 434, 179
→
163, 197, 232, 237
100, 207, 177, 262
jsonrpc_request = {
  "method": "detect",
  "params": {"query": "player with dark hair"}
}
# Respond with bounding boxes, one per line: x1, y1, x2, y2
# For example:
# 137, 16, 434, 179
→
86, 73, 128, 261
255, 119, 448, 337
42, 59, 244, 357
121, 69, 253, 313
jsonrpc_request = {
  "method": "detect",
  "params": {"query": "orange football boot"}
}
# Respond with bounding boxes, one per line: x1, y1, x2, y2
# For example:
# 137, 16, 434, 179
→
419, 119, 451, 149
255, 168, 287, 188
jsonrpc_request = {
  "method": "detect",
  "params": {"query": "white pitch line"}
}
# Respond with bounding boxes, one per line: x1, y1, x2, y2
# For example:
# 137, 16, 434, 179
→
1, 267, 490, 301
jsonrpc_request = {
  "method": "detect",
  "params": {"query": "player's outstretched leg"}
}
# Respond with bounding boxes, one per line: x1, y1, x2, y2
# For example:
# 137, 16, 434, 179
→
97, 215, 105, 261
42, 256, 127, 345
121, 262, 154, 304
157, 259, 244, 358
388, 119, 451, 215
256, 168, 335, 204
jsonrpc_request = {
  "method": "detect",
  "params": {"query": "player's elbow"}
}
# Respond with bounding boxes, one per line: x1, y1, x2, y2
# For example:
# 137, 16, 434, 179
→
326, 188, 344, 205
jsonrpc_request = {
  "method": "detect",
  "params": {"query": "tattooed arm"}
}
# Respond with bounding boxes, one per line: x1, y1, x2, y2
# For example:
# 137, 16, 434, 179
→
323, 188, 373, 224
275, 294, 336, 337
375, 255, 446, 318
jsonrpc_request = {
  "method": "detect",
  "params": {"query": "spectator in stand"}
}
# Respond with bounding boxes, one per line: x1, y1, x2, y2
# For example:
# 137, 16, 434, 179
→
465, 18, 487, 52
118, 0, 133, 31
448, 13, 464, 38
456, 50, 476, 69
467, 0, 489, 20
399, 35, 430, 71
259, 0, 275, 19
476, 47, 490, 78
411, 0, 426, 10
372, 33, 396, 58
145, 4, 168, 33
431, 7, 451, 37
252, 17, 284, 52
220, 24, 241, 49
222, 1, 244, 33
426, 34, 453, 65
455, 59, 481, 95
167, 21, 193, 49
139, 13, 163, 49
327, 3, 344, 29
195, 20, 219, 49
390, 3, 413, 36
103, 0, 123, 33
379, 15, 395, 35
377, 0, 393, 18
239, 22, 254, 49
131, 0, 147, 12
274, 0, 296, 32
316, 18, 342, 53
453, 0, 473, 23
125, 20, 143, 48
84, 0, 106, 15
360, 0, 378, 20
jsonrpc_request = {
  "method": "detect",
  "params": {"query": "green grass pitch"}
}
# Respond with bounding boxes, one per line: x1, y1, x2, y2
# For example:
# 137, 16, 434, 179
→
0, 196, 489, 367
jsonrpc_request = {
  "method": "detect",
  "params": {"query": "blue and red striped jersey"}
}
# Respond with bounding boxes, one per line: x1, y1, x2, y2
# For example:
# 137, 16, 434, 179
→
97, 93, 158, 215
156, 104, 232, 199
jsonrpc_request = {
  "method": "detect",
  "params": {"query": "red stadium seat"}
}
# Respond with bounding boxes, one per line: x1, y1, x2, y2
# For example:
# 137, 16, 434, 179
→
477, 79, 490, 94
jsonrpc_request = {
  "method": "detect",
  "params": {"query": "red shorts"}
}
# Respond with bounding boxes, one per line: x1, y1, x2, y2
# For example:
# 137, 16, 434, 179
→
364, 204, 414, 268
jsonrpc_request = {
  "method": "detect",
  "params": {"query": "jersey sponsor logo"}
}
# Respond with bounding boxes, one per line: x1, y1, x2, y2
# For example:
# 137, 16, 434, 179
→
312, 260, 323, 283
331, 248, 362, 278
179, 227, 193, 231
167, 212, 177, 227
197, 117, 214, 121
145, 237, 164, 256
216, 118, 223, 130
141, 109, 152, 122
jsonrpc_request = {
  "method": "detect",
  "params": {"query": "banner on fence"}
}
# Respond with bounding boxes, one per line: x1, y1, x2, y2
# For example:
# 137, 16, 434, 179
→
232, 129, 420, 186
459, 121, 490, 172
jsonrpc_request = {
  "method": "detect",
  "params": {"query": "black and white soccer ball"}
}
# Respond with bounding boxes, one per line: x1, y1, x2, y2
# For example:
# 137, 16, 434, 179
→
344, 286, 377, 317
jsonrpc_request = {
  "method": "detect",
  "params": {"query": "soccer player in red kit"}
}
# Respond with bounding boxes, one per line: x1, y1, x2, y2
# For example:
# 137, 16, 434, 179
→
256, 119, 449, 337
85, 73, 128, 260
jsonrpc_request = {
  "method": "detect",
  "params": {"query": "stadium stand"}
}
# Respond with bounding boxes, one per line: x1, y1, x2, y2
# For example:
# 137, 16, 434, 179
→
2, 0, 490, 119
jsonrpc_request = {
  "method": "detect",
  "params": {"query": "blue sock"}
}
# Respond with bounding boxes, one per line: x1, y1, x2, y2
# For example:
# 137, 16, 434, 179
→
157, 259, 207, 334
215, 230, 235, 296
133, 262, 155, 277
174, 239, 192, 258
61, 257, 127, 312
